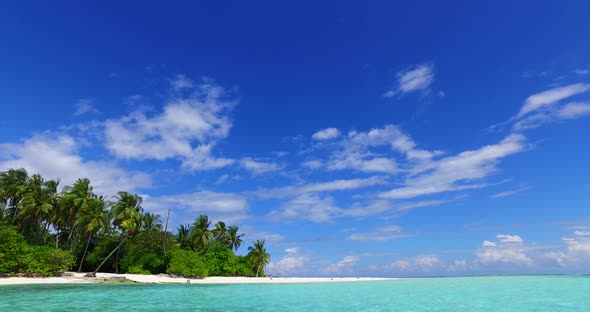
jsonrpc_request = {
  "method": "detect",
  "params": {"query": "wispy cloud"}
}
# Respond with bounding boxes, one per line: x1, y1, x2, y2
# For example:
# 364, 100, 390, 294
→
490, 186, 530, 199
312, 128, 341, 140
254, 176, 387, 199
323, 255, 360, 275
347, 226, 408, 241
240, 157, 283, 175
511, 83, 590, 130
73, 99, 100, 116
143, 191, 249, 224
384, 63, 435, 97
379, 134, 527, 199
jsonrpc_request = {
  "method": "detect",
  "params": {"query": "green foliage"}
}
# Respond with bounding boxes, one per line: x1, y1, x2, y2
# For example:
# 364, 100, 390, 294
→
0, 168, 271, 277
203, 242, 254, 276
0, 226, 74, 276
167, 248, 208, 278
248, 240, 270, 277
0, 226, 28, 275
85, 233, 120, 272
120, 230, 173, 274
23, 246, 75, 277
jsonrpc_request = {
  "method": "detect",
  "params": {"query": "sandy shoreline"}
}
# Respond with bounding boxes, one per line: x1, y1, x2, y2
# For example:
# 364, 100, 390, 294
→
0, 272, 396, 285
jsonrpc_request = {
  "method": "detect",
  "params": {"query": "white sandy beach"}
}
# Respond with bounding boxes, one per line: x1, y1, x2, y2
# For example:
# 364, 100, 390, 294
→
0, 272, 396, 285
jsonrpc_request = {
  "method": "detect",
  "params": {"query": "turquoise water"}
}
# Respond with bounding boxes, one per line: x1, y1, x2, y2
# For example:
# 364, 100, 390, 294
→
1, 276, 589, 311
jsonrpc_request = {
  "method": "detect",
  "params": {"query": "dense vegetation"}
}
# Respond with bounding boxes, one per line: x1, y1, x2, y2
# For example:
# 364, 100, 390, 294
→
0, 168, 270, 278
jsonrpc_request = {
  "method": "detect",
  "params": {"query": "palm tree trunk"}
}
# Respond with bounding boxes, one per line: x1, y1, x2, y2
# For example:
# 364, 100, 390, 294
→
67, 225, 76, 247
163, 207, 170, 270
78, 234, 92, 272
256, 265, 260, 277
85, 235, 127, 277
115, 246, 121, 274
43, 220, 50, 244
55, 229, 60, 249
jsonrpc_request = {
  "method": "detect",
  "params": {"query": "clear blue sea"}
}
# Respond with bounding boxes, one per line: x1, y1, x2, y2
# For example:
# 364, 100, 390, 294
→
1, 276, 589, 311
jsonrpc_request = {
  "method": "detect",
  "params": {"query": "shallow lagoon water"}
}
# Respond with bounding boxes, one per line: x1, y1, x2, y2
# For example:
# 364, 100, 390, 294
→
1, 276, 589, 311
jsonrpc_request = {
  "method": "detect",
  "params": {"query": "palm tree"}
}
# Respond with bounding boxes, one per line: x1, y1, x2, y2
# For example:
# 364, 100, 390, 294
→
77, 196, 108, 272
17, 175, 60, 241
141, 212, 162, 231
86, 192, 143, 277
248, 240, 270, 277
212, 221, 227, 242
190, 215, 212, 252
0, 168, 29, 223
62, 178, 95, 246
176, 224, 192, 249
226, 225, 244, 252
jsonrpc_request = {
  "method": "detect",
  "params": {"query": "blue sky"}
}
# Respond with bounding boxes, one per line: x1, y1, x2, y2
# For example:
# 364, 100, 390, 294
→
1, 1, 590, 277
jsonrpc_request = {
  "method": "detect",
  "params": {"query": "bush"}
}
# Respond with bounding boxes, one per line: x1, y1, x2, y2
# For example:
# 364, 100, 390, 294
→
0, 226, 28, 275
120, 231, 173, 274
204, 243, 255, 276
167, 248, 208, 278
0, 226, 74, 276
24, 246, 75, 277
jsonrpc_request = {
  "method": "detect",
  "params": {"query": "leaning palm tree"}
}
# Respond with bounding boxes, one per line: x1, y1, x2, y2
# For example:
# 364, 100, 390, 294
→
212, 221, 227, 243
190, 215, 212, 252
86, 192, 142, 277
248, 240, 270, 277
226, 225, 244, 252
141, 212, 162, 231
77, 196, 108, 272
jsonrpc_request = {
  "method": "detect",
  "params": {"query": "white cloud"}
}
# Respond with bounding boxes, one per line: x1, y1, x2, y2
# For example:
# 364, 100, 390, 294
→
268, 193, 400, 223
240, 157, 283, 175
0, 134, 151, 196
269, 194, 341, 223
347, 226, 405, 241
476, 234, 533, 267
312, 128, 341, 140
73, 99, 99, 116
182, 144, 235, 171
389, 260, 410, 271
324, 256, 360, 275
380, 134, 527, 199
385, 63, 435, 97
170, 74, 195, 90
512, 83, 590, 130
490, 187, 529, 199
447, 260, 469, 272
482, 240, 497, 247
104, 77, 235, 171
266, 247, 309, 276
379, 255, 441, 273
518, 83, 590, 117
545, 234, 590, 268
557, 102, 590, 119
301, 160, 323, 169
215, 174, 229, 184
143, 191, 248, 223
325, 125, 432, 175
497, 234, 524, 244
255, 176, 387, 199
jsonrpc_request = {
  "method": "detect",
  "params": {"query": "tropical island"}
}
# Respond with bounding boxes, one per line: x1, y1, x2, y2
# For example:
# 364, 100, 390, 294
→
0, 168, 271, 280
